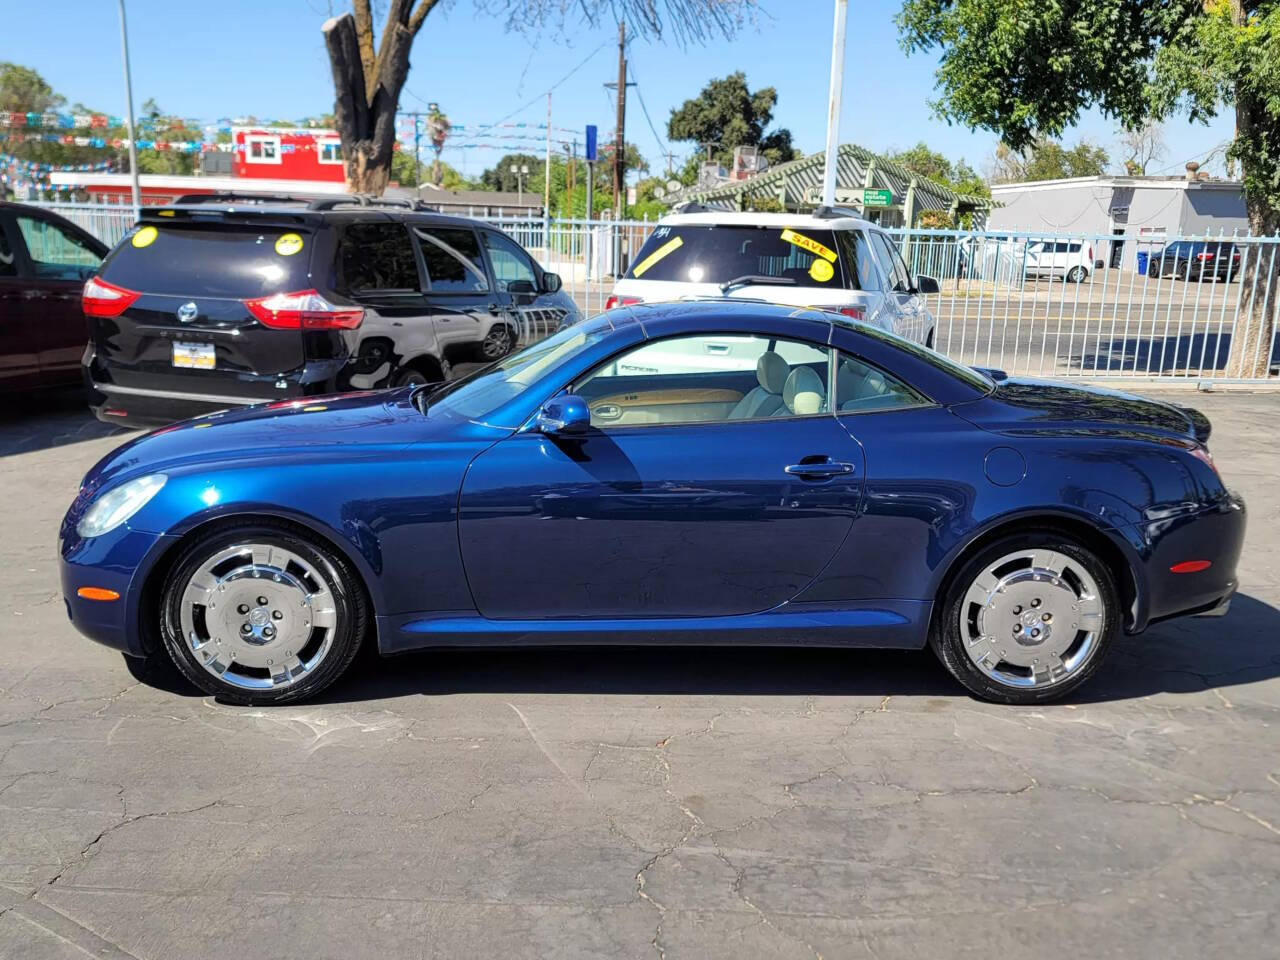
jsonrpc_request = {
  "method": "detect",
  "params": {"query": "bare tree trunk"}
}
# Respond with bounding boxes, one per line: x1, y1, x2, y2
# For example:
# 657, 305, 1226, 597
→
1226, 0, 1278, 379
323, 4, 433, 196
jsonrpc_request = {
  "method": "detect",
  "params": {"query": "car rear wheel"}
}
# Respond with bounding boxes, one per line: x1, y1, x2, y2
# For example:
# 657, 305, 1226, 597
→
392, 366, 431, 388
1066, 266, 1087, 283
159, 520, 367, 705
930, 532, 1119, 704
478, 324, 515, 361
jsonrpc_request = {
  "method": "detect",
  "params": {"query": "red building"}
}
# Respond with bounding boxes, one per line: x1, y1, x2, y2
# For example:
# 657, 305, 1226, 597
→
231, 127, 345, 183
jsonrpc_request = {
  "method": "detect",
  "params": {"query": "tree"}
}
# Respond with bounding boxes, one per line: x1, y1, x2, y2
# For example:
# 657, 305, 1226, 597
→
896, 0, 1278, 378
1118, 120, 1165, 175
887, 142, 990, 197
667, 72, 799, 169
0, 62, 63, 113
987, 137, 1109, 183
322, 1, 757, 197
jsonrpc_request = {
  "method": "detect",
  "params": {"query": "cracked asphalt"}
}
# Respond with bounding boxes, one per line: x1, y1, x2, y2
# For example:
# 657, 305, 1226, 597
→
1, 387, 1279, 959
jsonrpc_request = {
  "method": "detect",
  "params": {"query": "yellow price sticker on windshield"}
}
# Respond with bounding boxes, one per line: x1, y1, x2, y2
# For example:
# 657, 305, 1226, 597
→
631, 235, 683, 277
131, 225, 157, 248
275, 233, 304, 256
780, 228, 836, 263
809, 259, 834, 282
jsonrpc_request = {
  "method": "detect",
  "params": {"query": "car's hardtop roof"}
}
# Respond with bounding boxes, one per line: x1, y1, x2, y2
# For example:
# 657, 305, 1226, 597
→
655, 209, 879, 232
139, 201, 493, 230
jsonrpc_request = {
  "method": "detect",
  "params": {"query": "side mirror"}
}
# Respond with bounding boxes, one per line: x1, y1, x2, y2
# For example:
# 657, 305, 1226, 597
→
914, 274, 940, 295
542, 271, 563, 293
536, 394, 591, 436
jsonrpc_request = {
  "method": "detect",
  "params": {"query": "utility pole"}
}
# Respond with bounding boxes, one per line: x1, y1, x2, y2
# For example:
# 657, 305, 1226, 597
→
116, 0, 141, 216
613, 20, 627, 219
544, 92, 552, 218
413, 112, 422, 189
821, 0, 849, 209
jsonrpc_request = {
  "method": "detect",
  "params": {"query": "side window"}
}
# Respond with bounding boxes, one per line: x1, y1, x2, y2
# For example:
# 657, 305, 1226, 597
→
872, 233, 910, 292
14, 216, 102, 280
835, 229, 881, 292
834, 352, 930, 414
573, 334, 830, 427
482, 231, 538, 292
0, 220, 18, 278
415, 227, 490, 293
336, 222, 420, 294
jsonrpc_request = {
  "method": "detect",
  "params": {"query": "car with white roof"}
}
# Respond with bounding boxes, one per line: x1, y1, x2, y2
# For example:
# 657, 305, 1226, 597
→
605, 209, 940, 347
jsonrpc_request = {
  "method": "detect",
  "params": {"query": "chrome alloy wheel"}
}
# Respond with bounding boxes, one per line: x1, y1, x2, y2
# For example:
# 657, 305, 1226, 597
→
960, 548, 1105, 689
480, 324, 514, 360
178, 543, 339, 691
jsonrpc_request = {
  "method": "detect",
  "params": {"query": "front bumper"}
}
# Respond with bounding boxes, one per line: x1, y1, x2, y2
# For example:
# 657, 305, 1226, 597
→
59, 521, 176, 656
1139, 493, 1246, 629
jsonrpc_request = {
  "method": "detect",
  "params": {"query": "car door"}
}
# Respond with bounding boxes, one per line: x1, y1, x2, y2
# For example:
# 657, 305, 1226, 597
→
870, 231, 923, 342
479, 229, 541, 352
0, 213, 40, 390
411, 222, 505, 362
457, 331, 866, 619
10, 210, 104, 384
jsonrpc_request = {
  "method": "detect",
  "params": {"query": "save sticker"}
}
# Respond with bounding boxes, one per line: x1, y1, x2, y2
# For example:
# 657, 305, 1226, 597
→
808, 259, 834, 282
275, 233, 304, 256
631, 235, 683, 277
780, 229, 836, 263
131, 225, 158, 249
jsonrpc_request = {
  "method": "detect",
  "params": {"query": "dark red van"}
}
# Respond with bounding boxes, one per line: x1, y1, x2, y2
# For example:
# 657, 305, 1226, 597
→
0, 202, 108, 391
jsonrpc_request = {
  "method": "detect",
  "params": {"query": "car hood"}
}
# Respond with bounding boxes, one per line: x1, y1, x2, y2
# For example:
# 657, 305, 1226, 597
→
952, 377, 1207, 443
79, 387, 500, 495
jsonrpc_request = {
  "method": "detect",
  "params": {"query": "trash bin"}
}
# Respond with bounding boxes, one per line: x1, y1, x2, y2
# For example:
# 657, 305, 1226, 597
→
1136, 251, 1149, 276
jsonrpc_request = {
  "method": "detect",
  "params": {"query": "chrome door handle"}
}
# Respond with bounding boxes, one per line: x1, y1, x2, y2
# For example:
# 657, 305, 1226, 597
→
785, 460, 854, 478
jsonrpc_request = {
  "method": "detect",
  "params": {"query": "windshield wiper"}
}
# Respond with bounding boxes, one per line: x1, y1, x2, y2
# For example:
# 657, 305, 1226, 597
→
410, 380, 448, 413
719, 275, 797, 294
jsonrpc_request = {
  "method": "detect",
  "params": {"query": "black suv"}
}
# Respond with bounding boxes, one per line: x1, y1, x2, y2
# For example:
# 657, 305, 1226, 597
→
1149, 240, 1242, 281
82, 196, 579, 425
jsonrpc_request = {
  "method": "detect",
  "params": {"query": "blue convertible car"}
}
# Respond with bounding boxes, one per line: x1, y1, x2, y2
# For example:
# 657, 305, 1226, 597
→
60, 302, 1244, 705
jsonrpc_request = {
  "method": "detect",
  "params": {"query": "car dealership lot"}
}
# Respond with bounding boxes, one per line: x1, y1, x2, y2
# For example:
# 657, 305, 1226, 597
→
2, 389, 1279, 959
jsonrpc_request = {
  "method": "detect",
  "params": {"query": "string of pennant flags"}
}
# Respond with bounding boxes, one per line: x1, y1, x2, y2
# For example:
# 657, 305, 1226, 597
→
0, 112, 313, 132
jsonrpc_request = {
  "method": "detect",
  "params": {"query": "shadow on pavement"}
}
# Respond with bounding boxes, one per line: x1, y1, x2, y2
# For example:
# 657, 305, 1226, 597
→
128, 593, 1280, 706
1074, 331, 1280, 373
0, 387, 127, 457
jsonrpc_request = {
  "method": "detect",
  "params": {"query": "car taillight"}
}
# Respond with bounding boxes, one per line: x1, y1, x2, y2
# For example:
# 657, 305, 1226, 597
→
243, 289, 364, 330
1086, 245, 1093, 262
604, 295, 642, 310
82, 277, 140, 318
1197, 252, 1215, 261
1189, 445, 1219, 477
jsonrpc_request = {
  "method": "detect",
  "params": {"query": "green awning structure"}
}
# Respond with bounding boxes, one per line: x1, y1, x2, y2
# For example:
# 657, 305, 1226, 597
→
663, 143, 992, 227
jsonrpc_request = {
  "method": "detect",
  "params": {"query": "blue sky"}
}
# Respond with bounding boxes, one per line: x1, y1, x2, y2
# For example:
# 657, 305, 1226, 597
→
4, 0, 1235, 182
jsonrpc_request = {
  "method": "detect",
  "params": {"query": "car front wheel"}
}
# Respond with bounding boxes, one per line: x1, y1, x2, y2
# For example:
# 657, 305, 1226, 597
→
930, 532, 1119, 704
159, 520, 368, 705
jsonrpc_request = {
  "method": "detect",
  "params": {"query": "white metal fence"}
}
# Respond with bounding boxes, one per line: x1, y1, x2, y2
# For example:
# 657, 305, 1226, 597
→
31, 201, 1279, 383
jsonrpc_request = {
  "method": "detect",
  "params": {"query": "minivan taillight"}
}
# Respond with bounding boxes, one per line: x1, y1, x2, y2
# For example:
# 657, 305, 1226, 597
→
82, 277, 140, 318
604, 295, 642, 310
243, 289, 364, 330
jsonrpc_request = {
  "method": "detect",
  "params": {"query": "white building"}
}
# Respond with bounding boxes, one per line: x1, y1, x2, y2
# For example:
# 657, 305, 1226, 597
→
988, 168, 1249, 270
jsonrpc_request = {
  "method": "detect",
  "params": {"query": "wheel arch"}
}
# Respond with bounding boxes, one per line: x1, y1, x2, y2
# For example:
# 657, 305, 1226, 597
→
930, 510, 1147, 636
133, 509, 382, 657
396, 352, 446, 384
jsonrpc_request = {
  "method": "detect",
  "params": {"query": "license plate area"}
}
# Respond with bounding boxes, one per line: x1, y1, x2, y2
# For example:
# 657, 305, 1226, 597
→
172, 341, 216, 370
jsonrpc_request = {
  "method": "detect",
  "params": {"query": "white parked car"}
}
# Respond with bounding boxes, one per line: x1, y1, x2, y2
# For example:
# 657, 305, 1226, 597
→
606, 210, 940, 347
1024, 239, 1095, 283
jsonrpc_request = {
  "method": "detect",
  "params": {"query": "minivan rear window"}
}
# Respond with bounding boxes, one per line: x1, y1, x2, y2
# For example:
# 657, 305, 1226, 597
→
624, 224, 865, 289
99, 223, 314, 298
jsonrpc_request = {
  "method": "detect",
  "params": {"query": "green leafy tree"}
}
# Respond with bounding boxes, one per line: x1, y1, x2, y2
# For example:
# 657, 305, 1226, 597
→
0, 62, 63, 112
888, 141, 991, 196
667, 72, 798, 169
896, 0, 1278, 377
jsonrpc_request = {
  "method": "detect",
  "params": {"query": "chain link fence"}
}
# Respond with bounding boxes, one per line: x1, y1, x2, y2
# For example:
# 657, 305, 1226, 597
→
31, 202, 1278, 383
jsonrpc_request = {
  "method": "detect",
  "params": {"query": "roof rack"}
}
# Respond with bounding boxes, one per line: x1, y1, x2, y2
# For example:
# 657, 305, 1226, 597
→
671, 201, 710, 214
307, 194, 421, 211
170, 192, 313, 206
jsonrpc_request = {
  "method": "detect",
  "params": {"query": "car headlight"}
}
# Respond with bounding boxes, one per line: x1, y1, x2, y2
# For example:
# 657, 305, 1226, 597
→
76, 474, 167, 538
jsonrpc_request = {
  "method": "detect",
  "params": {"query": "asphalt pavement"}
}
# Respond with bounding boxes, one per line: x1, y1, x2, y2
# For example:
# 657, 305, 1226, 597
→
1, 386, 1278, 959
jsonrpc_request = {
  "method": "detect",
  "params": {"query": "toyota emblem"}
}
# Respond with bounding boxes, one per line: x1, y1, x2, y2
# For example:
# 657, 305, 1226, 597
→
176, 302, 198, 323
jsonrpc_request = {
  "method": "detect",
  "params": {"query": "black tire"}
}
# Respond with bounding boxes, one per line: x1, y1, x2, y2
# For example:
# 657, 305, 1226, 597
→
1066, 266, 1087, 283
392, 366, 431, 388
929, 531, 1120, 704
158, 519, 368, 706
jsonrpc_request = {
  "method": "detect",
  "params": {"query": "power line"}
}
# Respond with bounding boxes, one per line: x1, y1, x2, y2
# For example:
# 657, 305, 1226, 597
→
488, 42, 609, 128
627, 62, 671, 172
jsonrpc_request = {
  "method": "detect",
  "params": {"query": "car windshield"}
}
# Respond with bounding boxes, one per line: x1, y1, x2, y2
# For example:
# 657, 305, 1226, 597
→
625, 223, 868, 290
414, 324, 608, 427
